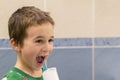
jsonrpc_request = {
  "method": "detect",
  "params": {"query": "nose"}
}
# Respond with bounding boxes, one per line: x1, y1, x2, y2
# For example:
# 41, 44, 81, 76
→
42, 43, 53, 53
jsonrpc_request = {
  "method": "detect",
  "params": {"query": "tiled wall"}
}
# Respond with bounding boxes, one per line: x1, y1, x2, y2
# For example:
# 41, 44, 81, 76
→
1, 0, 120, 38
0, 0, 120, 80
95, 37, 120, 80
1, 38, 120, 80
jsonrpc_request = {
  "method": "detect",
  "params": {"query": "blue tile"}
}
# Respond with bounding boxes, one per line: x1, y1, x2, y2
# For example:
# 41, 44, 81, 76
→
0, 49, 17, 79
0, 39, 10, 48
0, 38, 92, 48
95, 37, 120, 46
95, 48, 120, 80
1, 37, 120, 47
54, 38, 92, 47
47, 48, 92, 80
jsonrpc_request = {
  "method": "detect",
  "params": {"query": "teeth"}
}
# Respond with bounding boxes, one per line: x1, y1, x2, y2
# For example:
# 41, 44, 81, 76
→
36, 56, 45, 63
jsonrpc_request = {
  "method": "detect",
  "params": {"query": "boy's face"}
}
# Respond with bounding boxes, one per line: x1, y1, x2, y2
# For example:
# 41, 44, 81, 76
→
18, 22, 54, 70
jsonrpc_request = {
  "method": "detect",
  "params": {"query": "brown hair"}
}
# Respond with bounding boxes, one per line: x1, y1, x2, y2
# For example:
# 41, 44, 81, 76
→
8, 6, 54, 46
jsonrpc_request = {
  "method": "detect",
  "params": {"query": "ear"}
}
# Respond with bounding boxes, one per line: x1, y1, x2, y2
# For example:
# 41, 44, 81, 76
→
10, 38, 21, 52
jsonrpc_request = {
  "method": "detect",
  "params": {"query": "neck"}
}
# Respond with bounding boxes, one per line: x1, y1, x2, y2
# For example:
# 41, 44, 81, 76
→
15, 56, 42, 77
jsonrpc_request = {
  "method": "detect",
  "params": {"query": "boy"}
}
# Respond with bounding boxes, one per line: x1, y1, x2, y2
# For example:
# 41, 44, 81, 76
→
2, 6, 54, 80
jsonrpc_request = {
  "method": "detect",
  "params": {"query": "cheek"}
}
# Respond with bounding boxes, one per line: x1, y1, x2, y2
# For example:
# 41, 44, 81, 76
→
22, 46, 38, 57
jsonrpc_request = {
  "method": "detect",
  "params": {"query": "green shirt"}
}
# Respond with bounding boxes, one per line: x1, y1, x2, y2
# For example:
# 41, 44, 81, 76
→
3, 65, 47, 80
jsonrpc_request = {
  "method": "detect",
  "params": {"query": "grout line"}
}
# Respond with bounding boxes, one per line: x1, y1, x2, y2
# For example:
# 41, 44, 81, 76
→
93, 46, 120, 48
55, 46, 120, 49
92, 0, 95, 79
54, 46, 92, 49
92, 41, 95, 80
1, 46, 120, 50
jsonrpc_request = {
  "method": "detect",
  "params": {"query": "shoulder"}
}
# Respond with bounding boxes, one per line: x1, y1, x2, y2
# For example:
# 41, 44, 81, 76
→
2, 70, 23, 80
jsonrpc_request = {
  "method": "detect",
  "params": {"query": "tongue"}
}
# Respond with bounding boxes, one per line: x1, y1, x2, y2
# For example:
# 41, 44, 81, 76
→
36, 56, 44, 63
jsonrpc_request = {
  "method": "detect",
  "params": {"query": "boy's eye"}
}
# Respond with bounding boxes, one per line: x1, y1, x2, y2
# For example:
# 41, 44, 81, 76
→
35, 39, 54, 43
35, 40, 43, 43
49, 39, 54, 42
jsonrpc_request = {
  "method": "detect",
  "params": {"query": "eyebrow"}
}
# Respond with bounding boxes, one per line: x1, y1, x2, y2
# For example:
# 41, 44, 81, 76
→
35, 36, 54, 39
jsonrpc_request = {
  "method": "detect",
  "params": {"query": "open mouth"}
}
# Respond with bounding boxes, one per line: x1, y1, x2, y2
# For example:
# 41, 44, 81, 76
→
36, 56, 45, 64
